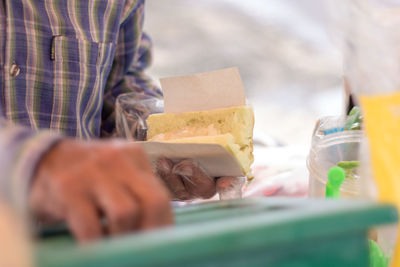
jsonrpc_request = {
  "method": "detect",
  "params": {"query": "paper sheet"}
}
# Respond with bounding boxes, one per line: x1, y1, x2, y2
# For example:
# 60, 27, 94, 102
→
160, 67, 246, 113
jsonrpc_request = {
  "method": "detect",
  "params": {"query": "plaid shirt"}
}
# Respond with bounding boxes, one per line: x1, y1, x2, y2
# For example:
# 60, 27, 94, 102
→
0, 0, 161, 213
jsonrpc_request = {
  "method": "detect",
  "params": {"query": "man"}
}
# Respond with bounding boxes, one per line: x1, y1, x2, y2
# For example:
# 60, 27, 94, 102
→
0, 0, 218, 242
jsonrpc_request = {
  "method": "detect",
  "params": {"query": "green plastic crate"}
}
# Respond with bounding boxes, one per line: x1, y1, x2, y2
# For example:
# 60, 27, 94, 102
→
36, 198, 398, 267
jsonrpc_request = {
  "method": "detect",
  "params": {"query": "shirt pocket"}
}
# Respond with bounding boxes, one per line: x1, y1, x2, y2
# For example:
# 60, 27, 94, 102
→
51, 36, 115, 67
50, 36, 116, 137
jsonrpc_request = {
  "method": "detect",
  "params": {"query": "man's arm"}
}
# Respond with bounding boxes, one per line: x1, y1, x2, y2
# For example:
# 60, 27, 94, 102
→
0, 119, 61, 216
101, 1, 161, 136
0, 118, 173, 241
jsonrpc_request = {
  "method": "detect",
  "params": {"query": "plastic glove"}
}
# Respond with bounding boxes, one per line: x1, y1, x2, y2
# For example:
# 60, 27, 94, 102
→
156, 158, 244, 201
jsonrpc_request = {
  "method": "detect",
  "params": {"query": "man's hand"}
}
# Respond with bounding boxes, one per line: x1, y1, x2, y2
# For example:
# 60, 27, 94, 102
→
156, 158, 217, 201
30, 139, 173, 243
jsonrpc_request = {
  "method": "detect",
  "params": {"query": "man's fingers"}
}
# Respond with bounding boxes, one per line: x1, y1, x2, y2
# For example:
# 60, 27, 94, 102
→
216, 177, 245, 200
121, 143, 154, 172
129, 172, 173, 229
117, 157, 173, 229
173, 160, 217, 199
156, 158, 191, 201
91, 173, 140, 235
29, 178, 64, 224
65, 197, 102, 243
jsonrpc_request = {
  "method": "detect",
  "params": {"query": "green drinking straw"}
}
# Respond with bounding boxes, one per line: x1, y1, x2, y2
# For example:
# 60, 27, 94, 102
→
325, 167, 346, 198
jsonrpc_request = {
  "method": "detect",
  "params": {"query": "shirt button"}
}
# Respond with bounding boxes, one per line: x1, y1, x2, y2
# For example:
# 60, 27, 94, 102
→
10, 63, 20, 77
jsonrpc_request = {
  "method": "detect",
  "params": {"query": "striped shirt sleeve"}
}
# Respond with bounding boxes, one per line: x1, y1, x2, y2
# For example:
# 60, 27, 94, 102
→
0, 119, 62, 216
101, 1, 162, 136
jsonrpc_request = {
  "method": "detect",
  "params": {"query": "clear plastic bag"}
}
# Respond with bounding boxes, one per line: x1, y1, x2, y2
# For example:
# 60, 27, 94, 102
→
115, 93, 163, 141
329, 0, 400, 97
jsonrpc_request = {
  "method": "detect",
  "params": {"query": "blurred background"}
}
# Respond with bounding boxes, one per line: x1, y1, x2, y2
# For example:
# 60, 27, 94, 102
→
144, 0, 344, 146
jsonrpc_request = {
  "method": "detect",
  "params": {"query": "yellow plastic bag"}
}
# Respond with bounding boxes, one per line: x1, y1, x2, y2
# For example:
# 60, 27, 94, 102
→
361, 92, 400, 266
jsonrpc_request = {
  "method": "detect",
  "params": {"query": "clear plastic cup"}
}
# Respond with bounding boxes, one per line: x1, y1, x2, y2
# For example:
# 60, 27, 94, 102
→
307, 129, 363, 198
